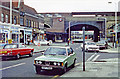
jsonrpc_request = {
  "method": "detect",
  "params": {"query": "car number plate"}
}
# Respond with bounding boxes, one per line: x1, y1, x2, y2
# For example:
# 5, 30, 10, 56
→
41, 67, 52, 70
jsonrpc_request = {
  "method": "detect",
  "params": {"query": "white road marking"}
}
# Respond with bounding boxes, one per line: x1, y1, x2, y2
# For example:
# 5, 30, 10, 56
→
75, 63, 80, 66
76, 48, 78, 50
51, 75, 59, 79
86, 62, 118, 64
87, 53, 97, 61
92, 55, 100, 61
0, 63, 26, 71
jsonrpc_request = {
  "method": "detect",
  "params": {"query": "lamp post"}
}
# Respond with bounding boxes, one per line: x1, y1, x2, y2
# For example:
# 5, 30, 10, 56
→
8, 0, 12, 40
68, 21, 71, 46
82, 27, 85, 71
108, 1, 118, 48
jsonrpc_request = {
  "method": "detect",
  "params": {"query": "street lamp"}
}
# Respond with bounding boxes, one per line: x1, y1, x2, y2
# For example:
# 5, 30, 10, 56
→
108, 1, 118, 48
68, 21, 71, 45
8, 0, 12, 40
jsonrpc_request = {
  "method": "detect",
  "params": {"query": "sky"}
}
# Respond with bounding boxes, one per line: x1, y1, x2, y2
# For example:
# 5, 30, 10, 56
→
24, 0, 120, 13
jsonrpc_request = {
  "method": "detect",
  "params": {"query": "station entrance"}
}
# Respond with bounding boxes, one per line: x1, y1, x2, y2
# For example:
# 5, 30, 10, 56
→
66, 24, 100, 42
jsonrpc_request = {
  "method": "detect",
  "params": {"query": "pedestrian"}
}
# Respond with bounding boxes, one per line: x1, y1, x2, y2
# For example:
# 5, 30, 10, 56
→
105, 41, 108, 49
67, 38, 70, 46
27, 38, 30, 45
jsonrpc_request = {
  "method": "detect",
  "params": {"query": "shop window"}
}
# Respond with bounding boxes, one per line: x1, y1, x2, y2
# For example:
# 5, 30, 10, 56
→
1, 13, 4, 22
5, 15, 8, 23
12, 34, 18, 43
33, 21, 35, 28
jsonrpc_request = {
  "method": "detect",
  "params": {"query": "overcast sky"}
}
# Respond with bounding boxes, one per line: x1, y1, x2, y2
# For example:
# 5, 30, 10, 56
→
24, 0, 120, 13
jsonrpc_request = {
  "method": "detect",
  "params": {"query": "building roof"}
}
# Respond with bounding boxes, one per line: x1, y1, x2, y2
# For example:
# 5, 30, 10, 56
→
24, 4, 37, 16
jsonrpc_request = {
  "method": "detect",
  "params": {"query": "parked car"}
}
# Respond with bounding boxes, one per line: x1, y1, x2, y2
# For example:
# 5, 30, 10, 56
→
34, 40, 52, 46
0, 43, 34, 60
81, 41, 99, 52
33, 46, 76, 74
96, 41, 106, 50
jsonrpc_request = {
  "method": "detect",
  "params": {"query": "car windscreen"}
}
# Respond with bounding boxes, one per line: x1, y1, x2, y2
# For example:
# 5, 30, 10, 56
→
87, 42, 96, 45
44, 47, 66, 55
97, 41, 105, 44
3, 44, 17, 49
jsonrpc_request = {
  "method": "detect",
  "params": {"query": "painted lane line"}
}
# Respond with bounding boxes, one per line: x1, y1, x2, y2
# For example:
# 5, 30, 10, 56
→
75, 63, 80, 66
87, 53, 97, 61
51, 75, 59, 79
0, 63, 26, 71
92, 55, 100, 61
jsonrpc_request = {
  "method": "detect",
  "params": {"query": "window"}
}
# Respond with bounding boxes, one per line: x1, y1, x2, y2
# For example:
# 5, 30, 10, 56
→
1, 13, 4, 22
26, 19, 28, 27
4, 44, 17, 49
67, 49, 71, 55
70, 48, 74, 54
29, 20, 31, 27
5, 15, 8, 23
33, 22, 35, 28
20, 17, 24, 25
31, 21, 33, 27
14, 16, 17, 24
44, 47, 66, 55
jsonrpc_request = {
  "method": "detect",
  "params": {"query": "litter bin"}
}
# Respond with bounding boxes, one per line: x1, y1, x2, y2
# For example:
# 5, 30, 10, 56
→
8, 39, 12, 44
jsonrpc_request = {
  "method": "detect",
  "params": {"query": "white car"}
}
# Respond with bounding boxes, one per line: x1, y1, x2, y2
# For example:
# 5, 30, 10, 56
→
81, 42, 99, 52
96, 41, 106, 50
34, 40, 52, 46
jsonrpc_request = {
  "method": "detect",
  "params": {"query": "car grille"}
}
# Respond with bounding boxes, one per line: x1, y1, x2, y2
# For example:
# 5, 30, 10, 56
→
40, 61, 54, 65
89, 47, 98, 49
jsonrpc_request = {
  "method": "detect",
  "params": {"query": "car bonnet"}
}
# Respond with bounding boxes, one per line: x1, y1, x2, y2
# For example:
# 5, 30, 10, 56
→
34, 55, 67, 62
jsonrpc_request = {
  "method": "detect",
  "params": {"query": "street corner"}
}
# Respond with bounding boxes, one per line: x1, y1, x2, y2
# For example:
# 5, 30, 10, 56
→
99, 48, 119, 53
61, 61, 118, 77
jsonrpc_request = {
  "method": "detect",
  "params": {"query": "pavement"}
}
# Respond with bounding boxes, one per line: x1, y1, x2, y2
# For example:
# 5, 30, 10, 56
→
61, 58, 119, 77
99, 47, 119, 53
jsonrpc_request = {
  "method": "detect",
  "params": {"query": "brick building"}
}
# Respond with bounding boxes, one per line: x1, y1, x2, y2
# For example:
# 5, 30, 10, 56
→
0, 0, 44, 44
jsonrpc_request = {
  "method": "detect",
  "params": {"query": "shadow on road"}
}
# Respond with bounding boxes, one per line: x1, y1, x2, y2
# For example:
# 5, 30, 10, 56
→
36, 65, 77, 76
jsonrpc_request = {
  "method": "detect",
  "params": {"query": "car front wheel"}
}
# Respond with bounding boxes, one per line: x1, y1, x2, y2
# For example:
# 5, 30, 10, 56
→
72, 59, 76, 68
29, 51, 33, 57
35, 66, 41, 74
16, 54, 20, 59
61, 66, 67, 74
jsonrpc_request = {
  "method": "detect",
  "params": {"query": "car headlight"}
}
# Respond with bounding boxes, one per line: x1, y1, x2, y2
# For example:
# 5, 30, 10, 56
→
57, 63, 60, 66
38, 61, 42, 64
54, 62, 57, 65
36, 60, 42, 64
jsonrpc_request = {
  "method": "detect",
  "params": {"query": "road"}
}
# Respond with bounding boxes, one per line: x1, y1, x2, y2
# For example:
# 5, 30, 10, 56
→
1, 43, 118, 78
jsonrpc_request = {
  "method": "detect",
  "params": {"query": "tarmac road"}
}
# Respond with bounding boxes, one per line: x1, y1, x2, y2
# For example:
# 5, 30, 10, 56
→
1, 43, 119, 78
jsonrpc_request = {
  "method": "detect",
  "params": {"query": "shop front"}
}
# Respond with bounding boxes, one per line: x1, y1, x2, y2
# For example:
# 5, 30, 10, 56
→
32, 28, 45, 41
0, 23, 21, 44
20, 27, 32, 44
45, 32, 67, 42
